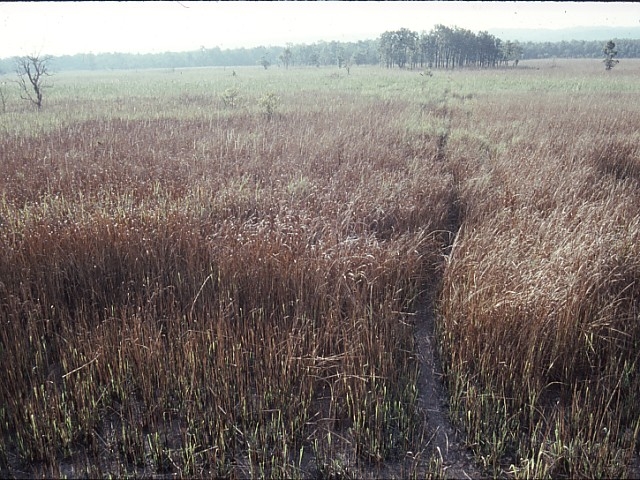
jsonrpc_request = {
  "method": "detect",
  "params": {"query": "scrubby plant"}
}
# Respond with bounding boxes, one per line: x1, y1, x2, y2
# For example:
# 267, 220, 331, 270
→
221, 86, 240, 108
259, 91, 280, 119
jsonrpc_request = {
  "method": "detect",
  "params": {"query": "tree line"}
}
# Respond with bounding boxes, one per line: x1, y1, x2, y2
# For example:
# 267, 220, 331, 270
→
520, 38, 640, 59
0, 41, 380, 73
1, 28, 640, 73
379, 26, 523, 69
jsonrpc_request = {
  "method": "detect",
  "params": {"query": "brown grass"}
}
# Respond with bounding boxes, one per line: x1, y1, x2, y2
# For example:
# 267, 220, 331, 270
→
1, 62, 639, 478
0, 78, 453, 477
440, 85, 640, 477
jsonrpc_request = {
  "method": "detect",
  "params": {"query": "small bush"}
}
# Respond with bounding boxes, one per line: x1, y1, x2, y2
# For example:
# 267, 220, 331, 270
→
258, 92, 279, 119
221, 87, 241, 108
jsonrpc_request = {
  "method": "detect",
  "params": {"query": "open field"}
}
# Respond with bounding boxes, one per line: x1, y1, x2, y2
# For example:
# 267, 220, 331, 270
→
0, 59, 639, 478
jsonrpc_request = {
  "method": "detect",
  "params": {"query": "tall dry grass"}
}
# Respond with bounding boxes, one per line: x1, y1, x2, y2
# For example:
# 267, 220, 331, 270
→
440, 87, 640, 477
0, 79, 454, 477
1, 62, 639, 478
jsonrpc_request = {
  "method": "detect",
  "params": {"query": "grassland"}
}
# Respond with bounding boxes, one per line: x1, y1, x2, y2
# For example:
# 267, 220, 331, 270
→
0, 59, 639, 478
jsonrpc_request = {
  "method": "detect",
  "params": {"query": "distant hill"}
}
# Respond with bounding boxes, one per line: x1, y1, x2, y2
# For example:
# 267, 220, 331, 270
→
489, 26, 640, 42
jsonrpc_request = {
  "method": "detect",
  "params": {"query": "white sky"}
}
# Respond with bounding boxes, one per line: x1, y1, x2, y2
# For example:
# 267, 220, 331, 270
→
0, 1, 639, 58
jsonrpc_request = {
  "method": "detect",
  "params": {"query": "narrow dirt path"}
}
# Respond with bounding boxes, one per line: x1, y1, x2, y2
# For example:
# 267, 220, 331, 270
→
413, 96, 482, 479
414, 295, 482, 479
630, 452, 640, 479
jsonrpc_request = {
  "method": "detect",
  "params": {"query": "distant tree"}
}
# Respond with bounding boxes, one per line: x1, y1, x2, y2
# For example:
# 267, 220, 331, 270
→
419, 31, 436, 68
603, 40, 619, 70
512, 42, 523, 67
381, 26, 511, 70
502, 40, 523, 67
279, 47, 292, 69
344, 55, 354, 74
326, 41, 345, 68
16, 55, 52, 110
379, 31, 395, 68
311, 52, 321, 67
259, 54, 271, 70
379, 28, 418, 69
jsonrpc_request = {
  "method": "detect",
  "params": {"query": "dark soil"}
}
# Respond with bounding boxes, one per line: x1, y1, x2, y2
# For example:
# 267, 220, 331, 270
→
414, 296, 482, 480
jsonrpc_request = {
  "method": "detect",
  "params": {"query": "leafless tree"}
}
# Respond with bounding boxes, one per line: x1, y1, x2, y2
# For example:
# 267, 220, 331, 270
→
16, 55, 52, 110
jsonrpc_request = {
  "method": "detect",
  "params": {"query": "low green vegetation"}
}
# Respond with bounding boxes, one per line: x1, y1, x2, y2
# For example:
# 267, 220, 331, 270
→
0, 59, 639, 478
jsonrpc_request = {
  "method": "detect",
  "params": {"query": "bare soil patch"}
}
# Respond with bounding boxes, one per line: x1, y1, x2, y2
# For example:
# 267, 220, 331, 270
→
414, 296, 482, 480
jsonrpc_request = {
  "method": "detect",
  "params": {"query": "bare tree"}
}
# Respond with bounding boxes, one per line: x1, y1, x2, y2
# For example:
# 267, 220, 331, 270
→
16, 55, 52, 110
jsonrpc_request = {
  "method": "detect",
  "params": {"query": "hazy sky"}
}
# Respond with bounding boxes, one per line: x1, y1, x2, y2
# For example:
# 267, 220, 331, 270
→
1, 1, 639, 58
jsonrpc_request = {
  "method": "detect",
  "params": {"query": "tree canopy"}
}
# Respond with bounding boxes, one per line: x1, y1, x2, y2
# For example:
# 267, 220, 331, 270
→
1, 27, 639, 73
379, 25, 514, 69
